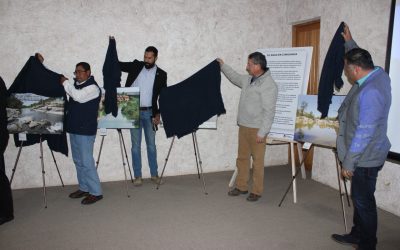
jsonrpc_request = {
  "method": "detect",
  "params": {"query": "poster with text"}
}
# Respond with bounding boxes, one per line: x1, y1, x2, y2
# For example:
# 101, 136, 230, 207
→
294, 95, 345, 148
98, 87, 140, 129
7, 93, 64, 134
258, 47, 313, 140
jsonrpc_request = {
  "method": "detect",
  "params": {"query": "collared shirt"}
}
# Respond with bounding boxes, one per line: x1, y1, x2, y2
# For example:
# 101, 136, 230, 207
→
63, 77, 100, 103
250, 71, 266, 84
357, 67, 379, 86
133, 65, 157, 107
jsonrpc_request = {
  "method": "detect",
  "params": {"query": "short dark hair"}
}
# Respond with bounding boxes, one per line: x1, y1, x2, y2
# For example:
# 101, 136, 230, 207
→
344, 48, 374, 70
145, 46, 158, 57
76, 62, 91, 71
248, 52, 268, 71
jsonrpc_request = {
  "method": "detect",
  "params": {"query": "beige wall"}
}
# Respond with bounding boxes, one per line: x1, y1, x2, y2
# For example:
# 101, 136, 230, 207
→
0, 0, 290, 189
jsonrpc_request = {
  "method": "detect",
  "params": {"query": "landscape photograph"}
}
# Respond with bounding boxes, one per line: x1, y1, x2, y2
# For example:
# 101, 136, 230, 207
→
7, 93, 64, 134
98, 87, 140, 129
294, 95, 345, 147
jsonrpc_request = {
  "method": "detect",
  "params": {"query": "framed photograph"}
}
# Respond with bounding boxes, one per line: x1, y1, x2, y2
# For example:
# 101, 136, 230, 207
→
98, 87, 140, 129
7, 93, 64, 134
294, 95, 345, 147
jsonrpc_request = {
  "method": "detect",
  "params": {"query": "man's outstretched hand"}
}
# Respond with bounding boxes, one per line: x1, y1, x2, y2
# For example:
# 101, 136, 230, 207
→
341, 23, 353, 42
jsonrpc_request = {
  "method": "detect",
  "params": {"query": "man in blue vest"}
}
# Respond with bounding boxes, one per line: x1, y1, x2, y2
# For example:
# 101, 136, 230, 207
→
331, 24, 391, 250
61, 62, 103, 205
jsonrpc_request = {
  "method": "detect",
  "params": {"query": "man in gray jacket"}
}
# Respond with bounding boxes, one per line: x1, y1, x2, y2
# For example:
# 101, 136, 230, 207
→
331, 24, 391, 250
217, 52, 278, 202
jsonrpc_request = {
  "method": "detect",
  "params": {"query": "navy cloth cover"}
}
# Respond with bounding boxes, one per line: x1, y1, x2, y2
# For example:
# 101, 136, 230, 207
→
102, 38, 121, 117
7, 56, 68, 156
0, 76, 13, 218
317, 22, 345, 118
159, 60, 225, 138
0, 77, 9, 157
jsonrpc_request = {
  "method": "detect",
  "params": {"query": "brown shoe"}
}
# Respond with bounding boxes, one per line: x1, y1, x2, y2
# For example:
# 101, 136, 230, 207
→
69, 190, 89, 199
81, 195, 103, 205
228, 188, 248, 196
246, 193, 261, 202
151, 176, 164, 185
133, 177, 143, 186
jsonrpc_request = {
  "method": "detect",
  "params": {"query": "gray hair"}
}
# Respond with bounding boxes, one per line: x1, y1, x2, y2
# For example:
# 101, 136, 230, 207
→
248, 52, 268, 71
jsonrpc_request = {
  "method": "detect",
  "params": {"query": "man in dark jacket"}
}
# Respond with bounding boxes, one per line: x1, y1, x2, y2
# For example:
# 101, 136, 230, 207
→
119, 46, 167, 186
0, 76, 14, 225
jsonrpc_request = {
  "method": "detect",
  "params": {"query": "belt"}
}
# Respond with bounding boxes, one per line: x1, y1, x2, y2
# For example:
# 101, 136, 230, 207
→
140, 106, 152, 111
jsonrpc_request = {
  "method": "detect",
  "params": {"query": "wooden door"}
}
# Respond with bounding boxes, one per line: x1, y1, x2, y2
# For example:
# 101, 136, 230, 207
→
293, 20, 320, 94
291, 20, 320, 171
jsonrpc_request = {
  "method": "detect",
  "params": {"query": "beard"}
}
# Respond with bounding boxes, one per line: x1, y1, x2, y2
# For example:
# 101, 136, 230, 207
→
144, 62, 155, 69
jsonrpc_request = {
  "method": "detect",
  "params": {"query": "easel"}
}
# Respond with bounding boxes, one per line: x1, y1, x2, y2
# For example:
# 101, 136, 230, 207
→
333, 148, 351, 232
278, 142, 351, 232
228, 138, 351, 231
10, 135, 65, 208
229, 139, 306, 203
95, 128, 133, 197
278, 141, 312, 206
156, 131, 208, 195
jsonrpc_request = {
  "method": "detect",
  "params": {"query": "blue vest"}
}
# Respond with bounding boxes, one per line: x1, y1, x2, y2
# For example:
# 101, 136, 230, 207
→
66, 76, 101, 135
337, 67, 391, 170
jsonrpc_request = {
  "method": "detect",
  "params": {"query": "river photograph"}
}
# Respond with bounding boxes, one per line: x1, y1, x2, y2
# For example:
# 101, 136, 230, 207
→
98, 87, 140, 129
6, 93, 64, 134
294, 95, 345, 147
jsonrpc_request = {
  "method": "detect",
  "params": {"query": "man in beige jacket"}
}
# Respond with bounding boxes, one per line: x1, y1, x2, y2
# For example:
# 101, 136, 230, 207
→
217, 52, 278, 202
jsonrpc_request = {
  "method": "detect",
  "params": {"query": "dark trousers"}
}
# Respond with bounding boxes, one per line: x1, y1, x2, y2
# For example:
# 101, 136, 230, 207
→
0, 153, 14, 218
350, 166, 381, 250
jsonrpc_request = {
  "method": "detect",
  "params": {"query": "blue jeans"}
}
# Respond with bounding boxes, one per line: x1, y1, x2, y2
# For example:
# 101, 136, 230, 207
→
130, 110, 158, 178
350, 166, 382, 250
69, 134, 102, 196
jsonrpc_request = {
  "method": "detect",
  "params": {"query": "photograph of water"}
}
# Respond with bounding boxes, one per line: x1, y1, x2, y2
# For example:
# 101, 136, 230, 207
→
294, 95, 345, 147
6, 93, 64, 134
98, 87, 140, 129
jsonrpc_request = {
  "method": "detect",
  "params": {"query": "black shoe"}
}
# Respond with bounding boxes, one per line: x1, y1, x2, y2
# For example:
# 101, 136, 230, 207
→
228, 188, 248, 196
331, 233, 360, 246
69, 190, 89, 199
81, 195, 103, 205
0, 215, 14, 225
246, 193, 261, 202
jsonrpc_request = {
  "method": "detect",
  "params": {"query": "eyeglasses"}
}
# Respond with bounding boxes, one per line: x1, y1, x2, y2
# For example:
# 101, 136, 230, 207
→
73, 70, 87, 75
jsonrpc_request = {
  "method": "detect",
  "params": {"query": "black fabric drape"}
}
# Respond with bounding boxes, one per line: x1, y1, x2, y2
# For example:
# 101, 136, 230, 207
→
7, 56, 68, 156
317, 22, 345, 118
159, 60, 225, 138
102, 38, 121, 117
0, 77, 9, 163
0, 76, 14, 219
